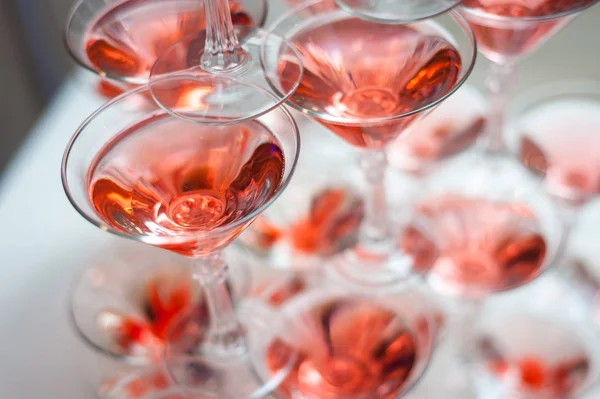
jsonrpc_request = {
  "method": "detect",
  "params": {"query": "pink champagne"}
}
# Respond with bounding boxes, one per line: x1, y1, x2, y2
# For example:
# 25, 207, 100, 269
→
266, 297, 419, 399
88, 115, 285, 256
517, 99, 600, 204
85, 0, 254, 81
400, 194, 546, 296
460, 0, 594, 61
278, 14, 462, 149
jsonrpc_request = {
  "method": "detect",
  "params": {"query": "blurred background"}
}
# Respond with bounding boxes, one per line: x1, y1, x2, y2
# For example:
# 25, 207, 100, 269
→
0, 0, 599, 175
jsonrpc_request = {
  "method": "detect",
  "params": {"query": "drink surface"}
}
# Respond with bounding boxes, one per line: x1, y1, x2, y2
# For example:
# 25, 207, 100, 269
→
278, 13, 462, 148
85, 0, 254, 81
401, 194, 547, 296
88, 114, 284, 255
266, 297, 420, 399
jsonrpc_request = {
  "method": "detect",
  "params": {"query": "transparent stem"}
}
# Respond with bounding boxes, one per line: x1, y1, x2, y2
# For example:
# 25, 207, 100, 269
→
192, 252, 245, 355
358, 150, 393, 253
201, 0, 249, 73
482, 61, 517, 154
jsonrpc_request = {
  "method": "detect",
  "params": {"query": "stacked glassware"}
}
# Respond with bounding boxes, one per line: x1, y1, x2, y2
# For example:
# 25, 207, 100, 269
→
61, 0, 600, 397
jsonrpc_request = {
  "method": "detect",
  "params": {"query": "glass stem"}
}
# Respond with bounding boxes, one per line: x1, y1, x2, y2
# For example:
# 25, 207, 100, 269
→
201, 0, 249, 73
482, 61, 517, 154
192, 252, 245, 356
358, 149, 393, 253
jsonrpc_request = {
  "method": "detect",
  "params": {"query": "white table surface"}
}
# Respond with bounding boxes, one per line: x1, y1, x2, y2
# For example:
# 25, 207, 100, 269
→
1, 3, 600, 398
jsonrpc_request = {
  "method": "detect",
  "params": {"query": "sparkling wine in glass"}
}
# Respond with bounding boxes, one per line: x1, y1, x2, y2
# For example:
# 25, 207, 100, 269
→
65, 0, 267, 92
264, 289, 435, 399
62, 77, 301, 398
268, 0, 476, 286
457, 0, 599, 153
505, 81, 600, 308
470, 271, 600, 399
397, 149, 563, 397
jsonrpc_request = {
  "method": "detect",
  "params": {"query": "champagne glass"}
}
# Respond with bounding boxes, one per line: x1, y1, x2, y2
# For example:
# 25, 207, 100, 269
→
62, 78, 301, 398
470, 270, 600, 399
505, 81, 600, 299
457, 0, 600, 154
263, 285, 437, 399
268, 0, 476, 286
398, 151, 564, 397
65, 0, 268, 97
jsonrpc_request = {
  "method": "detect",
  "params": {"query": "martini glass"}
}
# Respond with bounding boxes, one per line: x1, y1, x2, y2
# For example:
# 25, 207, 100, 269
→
62, 78, 301, 398
65, 0, 268, 96
470, 270, 600, 399
457, 0, 600, 154
263, 285, 437, 399
398, 150, 563, 397
505, 81, 600, 303
268, 0, 477, 286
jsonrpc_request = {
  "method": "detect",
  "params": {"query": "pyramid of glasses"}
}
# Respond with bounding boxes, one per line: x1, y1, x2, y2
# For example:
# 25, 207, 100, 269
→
61, 0, 600, 397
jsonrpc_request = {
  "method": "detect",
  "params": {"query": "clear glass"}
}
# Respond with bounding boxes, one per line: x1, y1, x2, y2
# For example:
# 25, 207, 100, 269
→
457, 0, 600, 155
62, 78, 301, 398
65, 0, 268, 85
268, 1, 477, 286
70, 239, 251, 361
260, 285, 436, 399
147, 0, 304, 124
469, 270, 600, 399
505, 80, 600, 310
335, 0, 463, 24
398, 151, 565, 397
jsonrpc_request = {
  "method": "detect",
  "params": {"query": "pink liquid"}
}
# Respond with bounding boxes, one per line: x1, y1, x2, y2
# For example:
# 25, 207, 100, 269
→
479, 318, 590, 398
88, 114, 284, 256
400, 194, 547, 296
266, 297, 419, 399
85, 0, 254, 81
516, 99, 600, 204
278, 13, 462, 149
460, 0, 594, 61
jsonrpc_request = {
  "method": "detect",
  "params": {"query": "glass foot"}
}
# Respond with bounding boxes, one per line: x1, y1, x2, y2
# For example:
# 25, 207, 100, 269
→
164, 301, 295, 399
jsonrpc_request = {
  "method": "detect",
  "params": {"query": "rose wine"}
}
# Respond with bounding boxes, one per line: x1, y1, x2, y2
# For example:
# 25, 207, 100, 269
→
478, 318, 591, 397
516, 98, 600, 204
266, 297, 419, 399
278, 13, 462, 149
88, 114, 285, 256
400, 194, 547, 296
85, 0, 255, 82
460, 0, 594, 61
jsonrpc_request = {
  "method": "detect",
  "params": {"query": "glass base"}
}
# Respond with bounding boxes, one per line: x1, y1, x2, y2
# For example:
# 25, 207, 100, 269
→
149, 26, 303, 124
164, 302, 294, 399
335, 0, 462, 24
326, 244, 418, 287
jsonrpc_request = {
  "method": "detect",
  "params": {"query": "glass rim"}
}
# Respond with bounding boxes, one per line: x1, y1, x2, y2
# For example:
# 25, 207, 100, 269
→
334, 0, 464, 25
458, 0, 600, 23
63, 0, 270, 85
267, 2, 478, 126
61, 78, 301, 248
